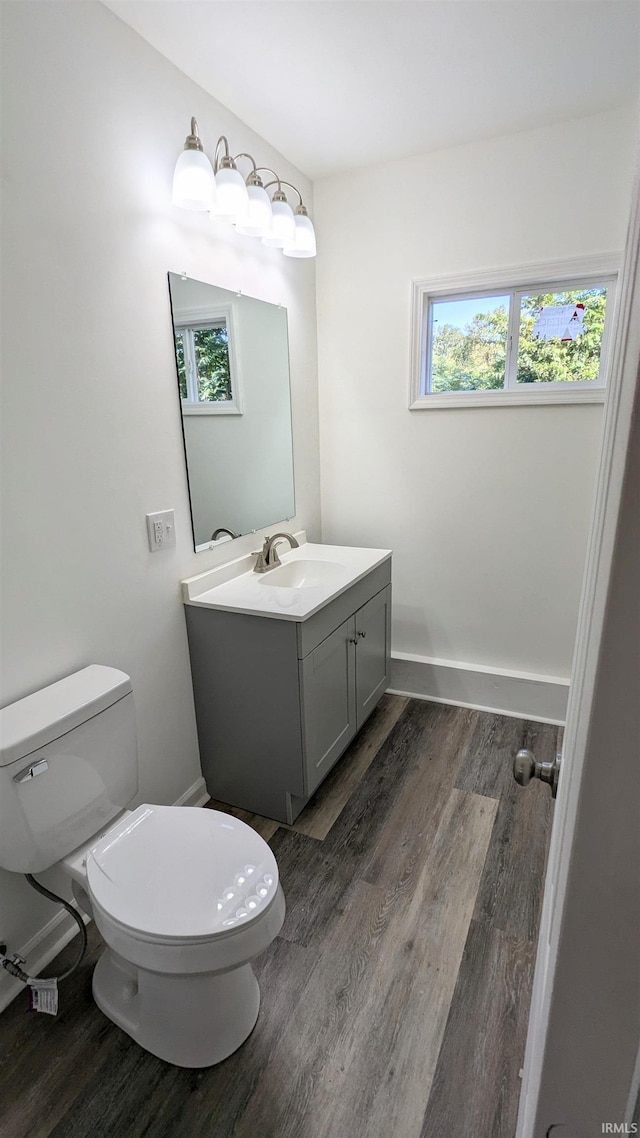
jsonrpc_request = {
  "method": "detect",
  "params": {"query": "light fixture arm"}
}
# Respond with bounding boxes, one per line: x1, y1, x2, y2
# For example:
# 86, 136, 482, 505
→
214, 136, 236, 172
254, 168, 281, 188
183, 117, 205, 153
234, 153, 257, 172
276, 181, 304, 208
264, 179, 307, 213
234, 153, 266, 187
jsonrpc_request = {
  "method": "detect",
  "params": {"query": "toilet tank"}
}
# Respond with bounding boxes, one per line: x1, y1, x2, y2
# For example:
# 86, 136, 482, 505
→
0, 666, 138, 873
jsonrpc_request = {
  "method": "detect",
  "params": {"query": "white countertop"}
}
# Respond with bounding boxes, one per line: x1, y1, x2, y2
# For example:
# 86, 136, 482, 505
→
181, 541, 392, 622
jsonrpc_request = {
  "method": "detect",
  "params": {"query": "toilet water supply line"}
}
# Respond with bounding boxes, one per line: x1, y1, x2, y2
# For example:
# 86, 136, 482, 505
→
0, 875, 88, 1014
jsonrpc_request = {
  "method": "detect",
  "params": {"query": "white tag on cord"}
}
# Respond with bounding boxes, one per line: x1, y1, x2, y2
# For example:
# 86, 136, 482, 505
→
28, 978, 59, 1015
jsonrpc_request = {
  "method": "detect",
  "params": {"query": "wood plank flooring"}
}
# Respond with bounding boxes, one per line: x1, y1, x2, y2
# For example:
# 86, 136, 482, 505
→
0, 696, 558, 1138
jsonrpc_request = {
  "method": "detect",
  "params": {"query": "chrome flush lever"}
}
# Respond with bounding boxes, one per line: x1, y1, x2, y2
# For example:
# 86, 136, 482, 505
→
14, 758, 49, 784
513, 749, 562, 798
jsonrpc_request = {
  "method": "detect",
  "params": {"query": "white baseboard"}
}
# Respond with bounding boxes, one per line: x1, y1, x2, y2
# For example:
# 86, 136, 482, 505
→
0, 776, 211, 1014
173, 776, 209, 808
390, 652, 568, 724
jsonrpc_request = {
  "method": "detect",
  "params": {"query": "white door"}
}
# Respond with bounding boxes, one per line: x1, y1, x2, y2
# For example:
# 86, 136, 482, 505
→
516, 175, 640, 1134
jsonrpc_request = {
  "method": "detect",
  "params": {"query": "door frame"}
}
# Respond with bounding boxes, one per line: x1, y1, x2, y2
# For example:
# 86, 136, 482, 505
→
516, 166, 640, 1133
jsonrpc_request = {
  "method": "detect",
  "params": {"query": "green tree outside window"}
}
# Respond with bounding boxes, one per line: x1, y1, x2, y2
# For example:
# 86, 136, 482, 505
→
430, 288, 607, 393
175, 324, 233, 402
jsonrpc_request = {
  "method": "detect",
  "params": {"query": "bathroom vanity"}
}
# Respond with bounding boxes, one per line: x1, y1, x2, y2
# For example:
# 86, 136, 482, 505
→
182, 541, 391, 823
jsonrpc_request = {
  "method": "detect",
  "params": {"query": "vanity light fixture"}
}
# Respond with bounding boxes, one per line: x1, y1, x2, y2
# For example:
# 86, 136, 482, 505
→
234, 159, 273, 237
279, 183, 317, 259
262, 178, 316, 258
172, 118, 316, 258
260, 175, 296, 249
172, 118, 216, 211
211, 137, 249, 221
285, 205, 316, 258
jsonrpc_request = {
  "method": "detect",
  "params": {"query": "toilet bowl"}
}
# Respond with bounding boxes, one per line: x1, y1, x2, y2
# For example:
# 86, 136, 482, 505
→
61, 802, 286, 1067
0, 665, 286, 1068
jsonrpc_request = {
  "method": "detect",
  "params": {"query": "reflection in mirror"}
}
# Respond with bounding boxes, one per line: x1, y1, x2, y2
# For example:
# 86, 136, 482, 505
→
168, 274, 295, 552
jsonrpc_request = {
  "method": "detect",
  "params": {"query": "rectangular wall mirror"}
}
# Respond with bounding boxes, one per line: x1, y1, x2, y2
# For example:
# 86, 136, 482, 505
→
168, 273, 296, 552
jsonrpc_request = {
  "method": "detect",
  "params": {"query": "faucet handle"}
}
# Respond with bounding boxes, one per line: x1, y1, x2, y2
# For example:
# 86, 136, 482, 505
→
252, 540, 271, 573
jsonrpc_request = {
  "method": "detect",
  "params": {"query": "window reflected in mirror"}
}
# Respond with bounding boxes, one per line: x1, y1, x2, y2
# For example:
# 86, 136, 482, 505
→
174, 302, 242, 415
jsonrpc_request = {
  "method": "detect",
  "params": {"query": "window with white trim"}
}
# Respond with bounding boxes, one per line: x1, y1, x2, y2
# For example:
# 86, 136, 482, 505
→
410, 261, 617, 409
174, 304, 242, 415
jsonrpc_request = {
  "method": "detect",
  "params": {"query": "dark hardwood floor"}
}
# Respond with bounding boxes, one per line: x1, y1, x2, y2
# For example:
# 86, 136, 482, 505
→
0, 696, 558, 1138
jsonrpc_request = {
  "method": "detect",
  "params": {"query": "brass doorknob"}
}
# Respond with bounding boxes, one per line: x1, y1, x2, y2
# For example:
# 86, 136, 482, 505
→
513, 749, 562, 798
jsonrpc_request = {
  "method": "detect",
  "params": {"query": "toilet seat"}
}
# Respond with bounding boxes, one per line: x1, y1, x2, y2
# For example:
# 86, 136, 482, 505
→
86, 803, 280, 941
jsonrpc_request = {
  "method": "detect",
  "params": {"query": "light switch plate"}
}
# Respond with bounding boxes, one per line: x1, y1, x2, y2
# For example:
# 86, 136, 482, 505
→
146, 510, 176, 552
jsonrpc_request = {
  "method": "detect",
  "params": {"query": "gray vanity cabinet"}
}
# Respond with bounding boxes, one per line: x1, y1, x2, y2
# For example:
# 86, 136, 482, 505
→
354, 586, 393, 725
184, 559, 391, 824
299, 617, 356, 797
301, 585, 391, 796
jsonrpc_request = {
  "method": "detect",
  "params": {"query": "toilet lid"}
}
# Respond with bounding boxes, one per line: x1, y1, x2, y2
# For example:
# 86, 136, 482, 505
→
86, 803, 280, 940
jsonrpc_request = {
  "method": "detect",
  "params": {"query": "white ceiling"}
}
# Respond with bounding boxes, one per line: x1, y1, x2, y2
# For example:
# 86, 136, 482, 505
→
103, 1, 639, 180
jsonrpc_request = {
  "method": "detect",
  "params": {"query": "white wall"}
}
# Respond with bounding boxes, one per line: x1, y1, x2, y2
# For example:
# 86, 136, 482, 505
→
314, 105, 637, 719
0, 0, 319, 996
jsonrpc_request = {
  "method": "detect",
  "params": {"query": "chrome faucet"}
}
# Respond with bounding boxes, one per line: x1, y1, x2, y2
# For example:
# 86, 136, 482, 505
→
252, 532, 299, 573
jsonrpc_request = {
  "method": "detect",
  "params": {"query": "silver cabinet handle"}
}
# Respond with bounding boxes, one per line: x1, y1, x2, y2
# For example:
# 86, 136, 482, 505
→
513, 749, 561, 798
357, 630, 366, 639
14, 758, 49, 784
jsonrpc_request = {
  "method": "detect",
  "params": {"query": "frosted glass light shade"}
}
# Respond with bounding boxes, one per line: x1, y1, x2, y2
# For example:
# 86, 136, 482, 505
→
283, 213, 317, 258
212, 167, 249, 221
262, 200, 295, 248
235, 185, 273, 236
172, 148, 215, 211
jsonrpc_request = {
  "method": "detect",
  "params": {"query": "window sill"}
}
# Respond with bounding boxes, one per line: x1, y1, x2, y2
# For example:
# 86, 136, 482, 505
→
182, 403, 242, 416
409, 387, 606, 410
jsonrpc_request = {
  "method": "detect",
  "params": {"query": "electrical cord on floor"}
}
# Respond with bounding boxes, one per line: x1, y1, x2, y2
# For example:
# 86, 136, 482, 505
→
0, 874, 88, 985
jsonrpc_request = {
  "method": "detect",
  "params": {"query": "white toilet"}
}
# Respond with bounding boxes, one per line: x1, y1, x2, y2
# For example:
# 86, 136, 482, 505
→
0, 665, 285, 1067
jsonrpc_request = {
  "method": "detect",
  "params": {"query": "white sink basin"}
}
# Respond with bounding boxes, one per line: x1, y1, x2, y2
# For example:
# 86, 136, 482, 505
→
259, 559, 344, 589
182, 540, 392, 622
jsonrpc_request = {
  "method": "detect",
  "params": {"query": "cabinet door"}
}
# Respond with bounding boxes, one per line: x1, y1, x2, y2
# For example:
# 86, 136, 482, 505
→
300, 617, 357, 796
355, 586, 391, 730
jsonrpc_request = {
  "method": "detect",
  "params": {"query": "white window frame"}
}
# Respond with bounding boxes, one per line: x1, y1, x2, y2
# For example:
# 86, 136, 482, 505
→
409, 253, 619, 410
175, 303, 243, 415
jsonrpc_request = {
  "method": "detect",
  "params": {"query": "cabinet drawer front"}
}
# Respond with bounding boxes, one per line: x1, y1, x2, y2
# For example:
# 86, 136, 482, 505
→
300, 618, 357, 796
296, 559, 391, 659
355, 585, 391, 730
